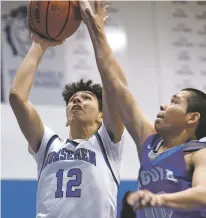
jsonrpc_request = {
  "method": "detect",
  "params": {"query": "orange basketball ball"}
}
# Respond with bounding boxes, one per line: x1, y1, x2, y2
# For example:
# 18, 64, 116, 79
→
27, 1, 81, 41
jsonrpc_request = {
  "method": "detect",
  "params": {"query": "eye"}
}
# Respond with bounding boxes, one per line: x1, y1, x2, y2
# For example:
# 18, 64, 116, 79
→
68, 97, 73, 103
84, 95, 92, 100
171, 99, 177, 104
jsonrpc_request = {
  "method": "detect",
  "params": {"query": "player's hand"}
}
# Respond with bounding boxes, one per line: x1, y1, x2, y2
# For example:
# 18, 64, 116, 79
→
127, 190, 165, 211
78, 0, 109, 32
31, 32, 64, 50
27, 17, 64, 50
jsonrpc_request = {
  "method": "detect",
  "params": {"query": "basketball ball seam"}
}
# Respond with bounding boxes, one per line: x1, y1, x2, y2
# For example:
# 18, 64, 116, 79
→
53, 1, 71, 40
29, 1, 42, 35
46, 1, 52, 40
28, 1, 80, 41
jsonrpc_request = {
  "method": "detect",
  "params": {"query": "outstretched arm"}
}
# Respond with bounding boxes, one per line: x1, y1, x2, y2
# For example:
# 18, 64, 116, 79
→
9, 34, 62, 153
79, 0, 155, 153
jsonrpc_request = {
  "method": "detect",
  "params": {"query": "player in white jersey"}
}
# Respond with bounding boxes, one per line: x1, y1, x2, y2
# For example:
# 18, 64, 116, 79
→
9, 9, 125, 218
34, 111, 123, 218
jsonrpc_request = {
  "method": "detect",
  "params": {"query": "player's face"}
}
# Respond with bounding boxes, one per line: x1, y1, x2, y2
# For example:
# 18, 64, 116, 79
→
155, 91, 191, 136
66, 91, 102, 126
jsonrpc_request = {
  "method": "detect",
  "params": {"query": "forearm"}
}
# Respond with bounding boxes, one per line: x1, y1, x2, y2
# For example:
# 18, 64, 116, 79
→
10, 42, 46, 101
161, 186, 206, 210
88, 27, 128, 90
88, 27, 153, 149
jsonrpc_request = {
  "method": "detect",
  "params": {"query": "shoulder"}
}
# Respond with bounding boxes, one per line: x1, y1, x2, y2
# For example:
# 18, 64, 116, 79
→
191, 148, 206, 164
97, 122, 125, 145
185, 139, 206, 169
94, 123, 125, 162
42, 125, 61, 144
29, 125, 63, 155
184, 138, 206, 152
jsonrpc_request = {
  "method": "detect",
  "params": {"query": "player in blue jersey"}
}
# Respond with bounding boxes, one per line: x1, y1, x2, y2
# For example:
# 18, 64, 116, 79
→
78, 1, 206, 217
9, 13, 125, 218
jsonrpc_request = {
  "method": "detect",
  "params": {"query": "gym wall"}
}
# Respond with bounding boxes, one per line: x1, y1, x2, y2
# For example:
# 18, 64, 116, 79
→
1, 1, 206, 218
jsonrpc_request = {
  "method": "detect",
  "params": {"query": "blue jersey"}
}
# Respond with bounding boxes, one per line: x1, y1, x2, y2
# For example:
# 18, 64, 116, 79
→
137, 134, 206, 218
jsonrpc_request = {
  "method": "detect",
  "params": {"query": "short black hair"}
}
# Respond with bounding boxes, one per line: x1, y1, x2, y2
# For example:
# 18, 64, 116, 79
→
182, 88, 206, 139
62, 79, 102, 111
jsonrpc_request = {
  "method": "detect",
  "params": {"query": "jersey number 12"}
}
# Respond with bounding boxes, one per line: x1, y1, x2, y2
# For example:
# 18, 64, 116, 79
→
55, 168, 82, 198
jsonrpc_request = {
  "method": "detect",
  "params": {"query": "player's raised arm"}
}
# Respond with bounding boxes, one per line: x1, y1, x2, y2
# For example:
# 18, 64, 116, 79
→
79, 0, 155, 153
9, 34, 62, 153
79, 1, 124, 143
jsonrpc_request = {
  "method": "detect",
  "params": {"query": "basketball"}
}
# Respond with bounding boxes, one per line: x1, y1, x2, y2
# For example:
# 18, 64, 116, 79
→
27, 1, 81, 41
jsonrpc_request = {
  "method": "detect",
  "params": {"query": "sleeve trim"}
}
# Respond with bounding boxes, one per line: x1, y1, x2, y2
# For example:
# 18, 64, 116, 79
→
95, 132, 119, 188
38, 135, 58, 180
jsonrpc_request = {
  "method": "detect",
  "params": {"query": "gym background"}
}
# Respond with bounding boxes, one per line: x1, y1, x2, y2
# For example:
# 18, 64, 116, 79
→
1, 1, 206, 217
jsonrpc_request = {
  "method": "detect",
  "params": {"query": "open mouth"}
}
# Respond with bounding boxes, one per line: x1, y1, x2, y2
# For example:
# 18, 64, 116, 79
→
71, 105, 82, 111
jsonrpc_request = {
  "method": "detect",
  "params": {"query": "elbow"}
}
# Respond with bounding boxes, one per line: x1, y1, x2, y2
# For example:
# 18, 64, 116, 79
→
9, 89, 18, 106
104, 80, 126, 95
9, 88, 18, 102
112, 79, 128, 92
9, 89, 26, 106
110, 73, 128, 87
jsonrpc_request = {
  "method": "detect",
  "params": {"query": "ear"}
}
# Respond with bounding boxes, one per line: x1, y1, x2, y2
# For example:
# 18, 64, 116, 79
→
98, 112, 103, 121
97, 112, 103, 125
186, 112, 200, 125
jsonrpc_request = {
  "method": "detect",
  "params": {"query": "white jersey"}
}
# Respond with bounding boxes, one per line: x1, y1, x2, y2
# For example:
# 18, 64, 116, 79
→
31, 123, 124, 218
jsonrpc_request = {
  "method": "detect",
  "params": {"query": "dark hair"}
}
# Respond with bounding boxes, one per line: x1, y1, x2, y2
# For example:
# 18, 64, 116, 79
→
62, 79, 102, 111
182, 88, 206, 139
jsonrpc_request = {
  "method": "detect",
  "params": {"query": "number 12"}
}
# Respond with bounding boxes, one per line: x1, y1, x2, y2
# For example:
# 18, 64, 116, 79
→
55, 168, 82, 198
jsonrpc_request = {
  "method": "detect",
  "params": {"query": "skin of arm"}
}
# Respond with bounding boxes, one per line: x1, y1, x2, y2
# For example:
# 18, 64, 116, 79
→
78, 0, 155, 154
9, 35, 62, 152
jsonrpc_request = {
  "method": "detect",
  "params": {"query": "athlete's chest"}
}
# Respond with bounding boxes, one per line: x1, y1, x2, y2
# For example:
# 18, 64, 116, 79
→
37, 140, 113, 206
138, 147, 193, 191
42, 137, 106, 172
151, 148, 193, 173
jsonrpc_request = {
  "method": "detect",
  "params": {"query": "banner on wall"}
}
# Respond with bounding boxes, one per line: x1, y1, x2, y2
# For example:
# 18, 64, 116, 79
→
64, 1, 128, 84
1, 2, 65, 105
154, 1, 206, 102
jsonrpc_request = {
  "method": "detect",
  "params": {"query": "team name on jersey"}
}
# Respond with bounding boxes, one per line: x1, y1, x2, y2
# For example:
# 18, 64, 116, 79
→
138, 167, 178, 188
43, 148, 96, 169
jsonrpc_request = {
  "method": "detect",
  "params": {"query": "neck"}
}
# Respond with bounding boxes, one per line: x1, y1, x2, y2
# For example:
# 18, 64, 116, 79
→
162, 130, 196, 149
69, 122, 100, 140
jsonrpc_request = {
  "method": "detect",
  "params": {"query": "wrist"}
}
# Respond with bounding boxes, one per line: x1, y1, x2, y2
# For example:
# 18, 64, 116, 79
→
31, 41, 48, 53
159, 193, 169, 206
158, 193, 180, 209
30, 41, 47, 57
87, 24, 105, 40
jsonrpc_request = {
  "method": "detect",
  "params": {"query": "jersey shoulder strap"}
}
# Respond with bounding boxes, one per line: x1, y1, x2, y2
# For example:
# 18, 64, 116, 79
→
183, 139, 206, 152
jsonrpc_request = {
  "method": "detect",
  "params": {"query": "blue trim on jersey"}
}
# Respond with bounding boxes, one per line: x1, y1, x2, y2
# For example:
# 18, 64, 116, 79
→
66, 139, 79, 147
151, 144, 184, 165
95, 133, 119, 188
183, 141, 206, 152
38, 135, 58, 180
